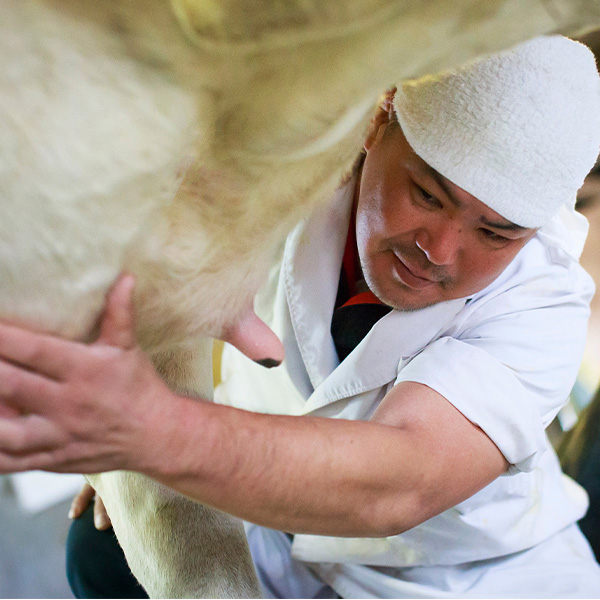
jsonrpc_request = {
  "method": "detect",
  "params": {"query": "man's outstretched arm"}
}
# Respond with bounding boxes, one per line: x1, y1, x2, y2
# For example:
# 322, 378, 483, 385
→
0, 275, 507, 538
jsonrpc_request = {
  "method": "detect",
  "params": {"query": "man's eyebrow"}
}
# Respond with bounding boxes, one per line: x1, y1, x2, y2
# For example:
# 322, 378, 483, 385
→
423, 164, 528, 232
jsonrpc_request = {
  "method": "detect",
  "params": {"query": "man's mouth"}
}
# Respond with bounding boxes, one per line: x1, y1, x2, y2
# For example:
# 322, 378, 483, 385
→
391, 251, 439, 290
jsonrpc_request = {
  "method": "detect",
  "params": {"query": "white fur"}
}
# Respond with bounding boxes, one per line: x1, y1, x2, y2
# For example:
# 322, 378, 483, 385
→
3, 0, 600, 597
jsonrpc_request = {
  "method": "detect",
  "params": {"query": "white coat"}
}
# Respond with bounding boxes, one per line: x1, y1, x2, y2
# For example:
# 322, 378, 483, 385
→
216, 176, 600, 598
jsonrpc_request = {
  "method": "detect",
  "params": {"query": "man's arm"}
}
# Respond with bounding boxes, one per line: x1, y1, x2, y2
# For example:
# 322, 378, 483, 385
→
148, 381, 507, 537
0, 276, 507, 538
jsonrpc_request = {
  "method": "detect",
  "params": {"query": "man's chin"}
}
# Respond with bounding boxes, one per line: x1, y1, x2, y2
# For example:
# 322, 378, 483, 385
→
367, 282, 440, 312
361, 261, 453, 311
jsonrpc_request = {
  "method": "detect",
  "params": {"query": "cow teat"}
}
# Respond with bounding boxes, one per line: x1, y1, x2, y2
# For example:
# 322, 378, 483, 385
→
220, 306, 284, 368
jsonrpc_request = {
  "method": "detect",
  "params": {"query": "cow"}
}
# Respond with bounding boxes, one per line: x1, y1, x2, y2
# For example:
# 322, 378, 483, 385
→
3, 0, 600, 596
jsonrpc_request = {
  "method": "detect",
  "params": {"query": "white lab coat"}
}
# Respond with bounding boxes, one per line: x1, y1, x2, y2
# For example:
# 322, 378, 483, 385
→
216, 177, 600, 598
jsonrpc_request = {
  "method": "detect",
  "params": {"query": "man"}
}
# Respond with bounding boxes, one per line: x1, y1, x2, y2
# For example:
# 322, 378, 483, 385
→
1, 35, 600, 597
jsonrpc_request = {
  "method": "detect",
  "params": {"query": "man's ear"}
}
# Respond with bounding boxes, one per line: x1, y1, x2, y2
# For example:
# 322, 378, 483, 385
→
363, 88, 397, 152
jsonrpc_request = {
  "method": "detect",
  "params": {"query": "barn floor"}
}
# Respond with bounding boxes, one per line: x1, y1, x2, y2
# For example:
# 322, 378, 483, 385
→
0, 474, 77, 599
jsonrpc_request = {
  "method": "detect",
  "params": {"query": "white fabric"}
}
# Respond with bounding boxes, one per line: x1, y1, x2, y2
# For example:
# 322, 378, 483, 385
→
245, 523, 600, 599
394, 36, 600, 228
309, 522, 600, 599
216, 177, 600, 597
245, 524, 339, 599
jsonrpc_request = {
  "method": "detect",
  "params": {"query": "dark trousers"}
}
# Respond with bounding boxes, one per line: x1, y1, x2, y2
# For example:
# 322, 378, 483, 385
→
66, 504, 148, 599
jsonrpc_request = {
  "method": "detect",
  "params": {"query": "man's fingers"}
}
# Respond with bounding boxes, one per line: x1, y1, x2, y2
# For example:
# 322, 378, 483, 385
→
0, 274, 137, 381
0, 415, 62, 458
0, 321, 80, 380
0, 403, 19, 418
0, 359, 61, 414
0, 452, 41, 474
98, 274, 137, 349
0, 417, 28, 456
68, 483, 112, 529
69, 483, 96, 520
93, 495, 112, 530
0, 418, 106, 475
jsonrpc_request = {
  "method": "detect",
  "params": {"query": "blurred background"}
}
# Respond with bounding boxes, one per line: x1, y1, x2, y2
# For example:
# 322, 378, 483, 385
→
0, 472, 82, 598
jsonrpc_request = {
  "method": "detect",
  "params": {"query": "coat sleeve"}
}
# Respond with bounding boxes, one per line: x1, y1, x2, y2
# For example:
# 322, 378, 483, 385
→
395, 246, 595, 473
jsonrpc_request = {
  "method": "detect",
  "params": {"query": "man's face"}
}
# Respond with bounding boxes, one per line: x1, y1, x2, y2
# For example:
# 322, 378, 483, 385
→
355, 119, 537, 311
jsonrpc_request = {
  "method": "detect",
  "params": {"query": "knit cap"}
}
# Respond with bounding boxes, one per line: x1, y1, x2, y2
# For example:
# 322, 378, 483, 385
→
394, 36, 600, 228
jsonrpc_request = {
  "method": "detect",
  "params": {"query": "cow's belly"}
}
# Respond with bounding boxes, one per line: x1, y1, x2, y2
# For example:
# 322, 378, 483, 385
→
0, 0, 200, 341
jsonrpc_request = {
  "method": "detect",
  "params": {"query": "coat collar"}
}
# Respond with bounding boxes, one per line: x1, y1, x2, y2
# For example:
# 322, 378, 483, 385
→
283, 176, 467, 410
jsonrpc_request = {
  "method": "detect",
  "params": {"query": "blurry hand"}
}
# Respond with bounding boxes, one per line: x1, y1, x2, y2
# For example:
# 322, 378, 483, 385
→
69, 482, 112, 530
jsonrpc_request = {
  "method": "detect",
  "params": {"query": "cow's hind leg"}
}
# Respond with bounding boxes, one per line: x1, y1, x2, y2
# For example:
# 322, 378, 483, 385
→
89, 340, 261, 599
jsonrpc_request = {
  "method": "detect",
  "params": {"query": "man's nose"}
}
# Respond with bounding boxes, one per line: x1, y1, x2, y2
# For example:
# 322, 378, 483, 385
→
415, 220, 462, 266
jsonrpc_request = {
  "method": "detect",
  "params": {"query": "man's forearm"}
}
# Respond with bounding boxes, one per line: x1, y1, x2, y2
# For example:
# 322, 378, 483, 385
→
141, 395, 426, 538
137, 381, 508, 539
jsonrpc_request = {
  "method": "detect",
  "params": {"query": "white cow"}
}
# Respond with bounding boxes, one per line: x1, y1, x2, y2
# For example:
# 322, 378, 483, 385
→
3, 0, 600, 597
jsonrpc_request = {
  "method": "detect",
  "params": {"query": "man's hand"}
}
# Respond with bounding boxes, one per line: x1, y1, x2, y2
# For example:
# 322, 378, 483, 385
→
69, 482, 112, 530
0, 274, 177, 476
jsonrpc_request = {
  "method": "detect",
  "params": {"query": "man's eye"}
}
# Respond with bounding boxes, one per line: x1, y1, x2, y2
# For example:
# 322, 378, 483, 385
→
480, 229, 509, 243
416, 186, 439, 206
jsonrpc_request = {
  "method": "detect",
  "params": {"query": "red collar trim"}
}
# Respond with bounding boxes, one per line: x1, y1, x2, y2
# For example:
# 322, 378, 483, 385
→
340, 209, 385, 308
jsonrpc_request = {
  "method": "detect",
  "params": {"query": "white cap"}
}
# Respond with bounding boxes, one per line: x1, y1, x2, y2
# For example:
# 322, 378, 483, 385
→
394, 36, 600, 228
